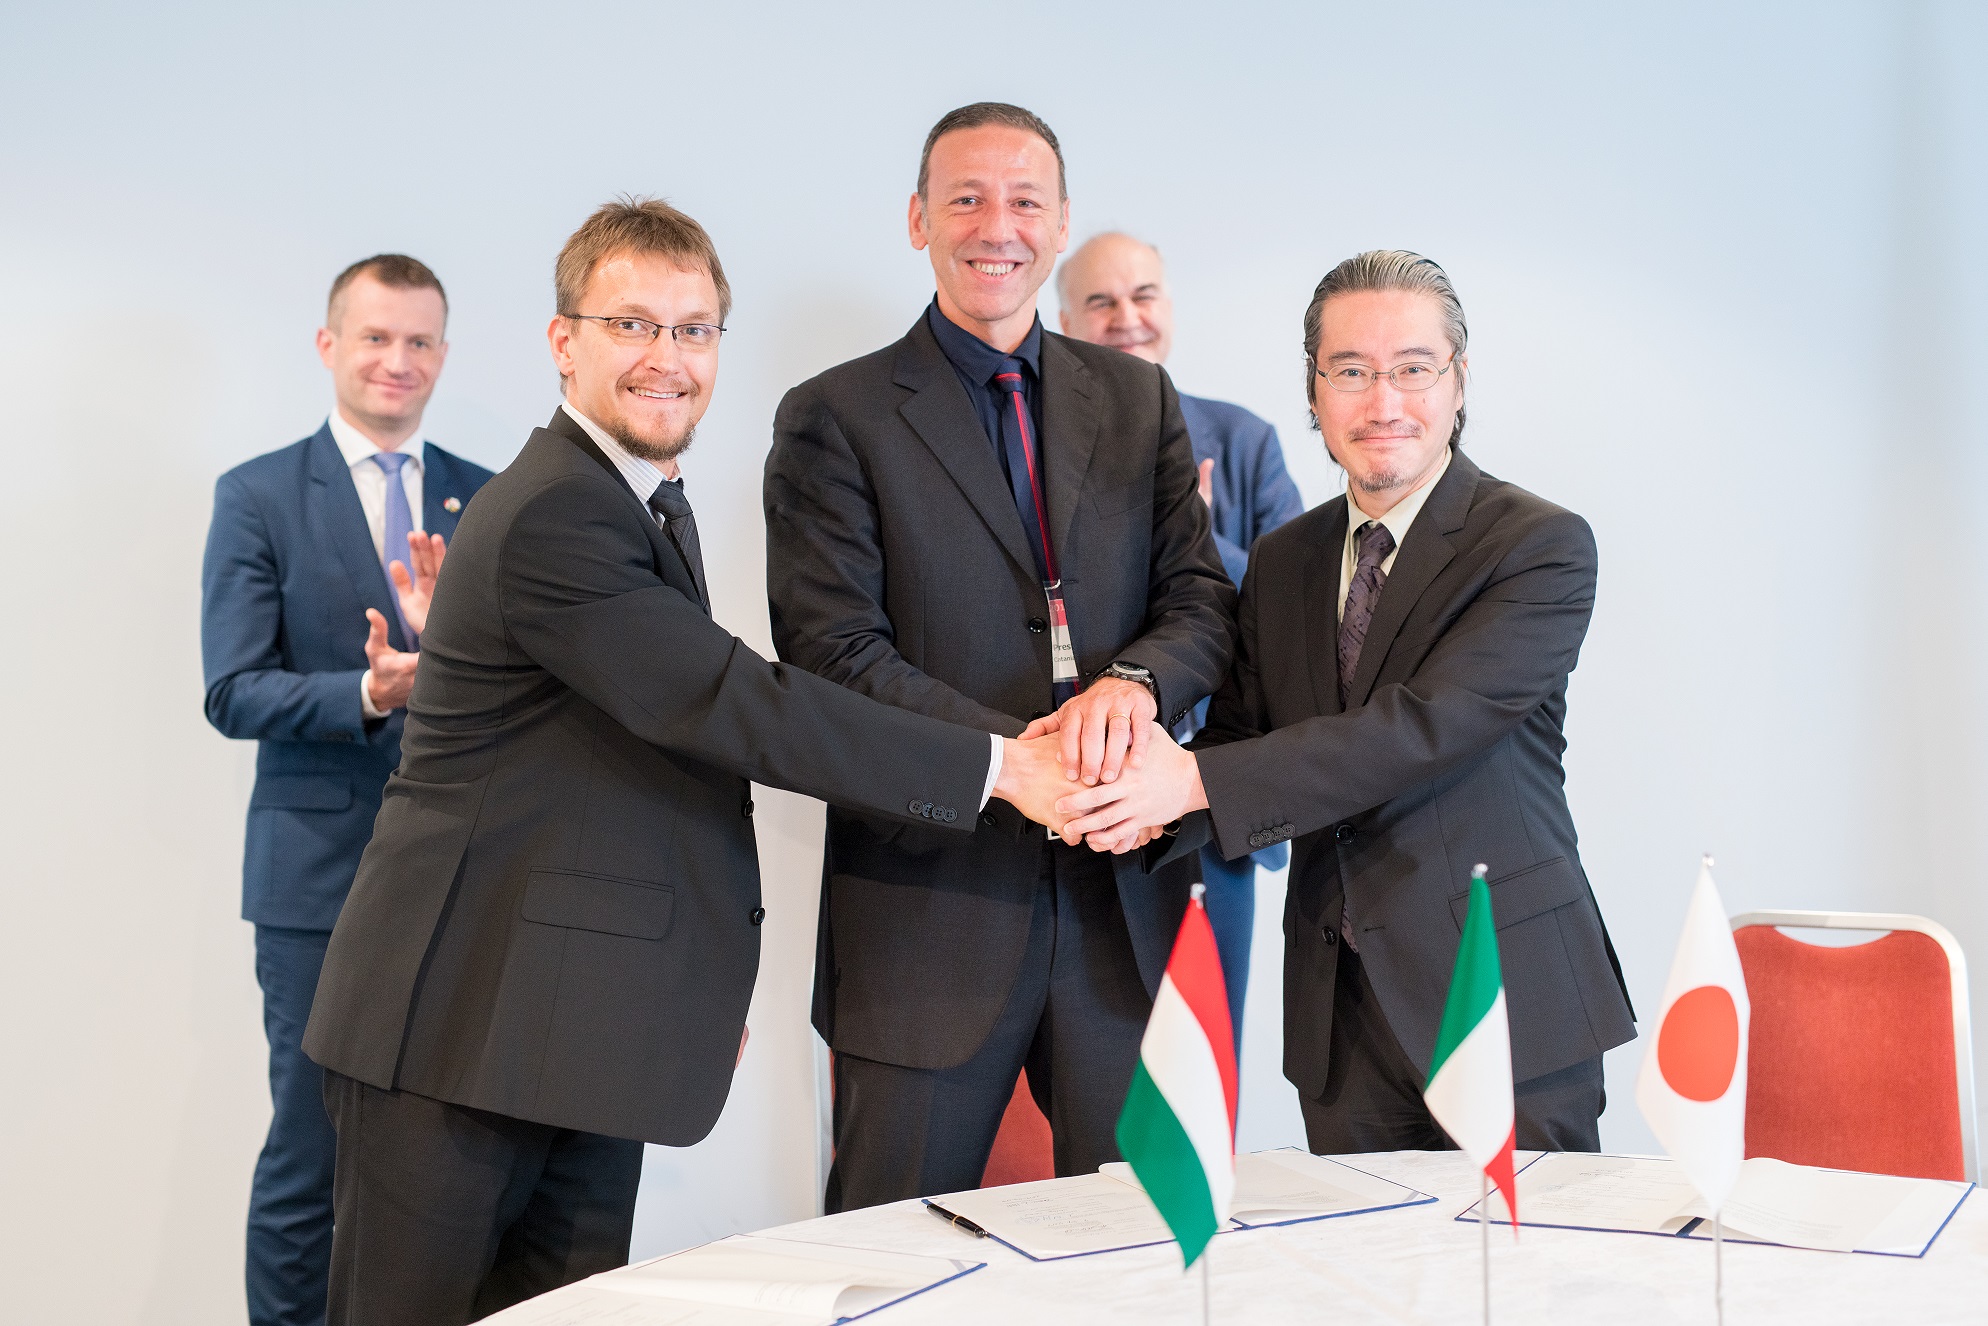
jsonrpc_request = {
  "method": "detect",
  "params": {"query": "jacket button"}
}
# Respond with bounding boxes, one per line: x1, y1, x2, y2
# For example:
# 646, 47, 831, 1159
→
742, 798, 755, 818
1028, 617, 1047, 634
1322, 925, 1339, 946
1334, 823, 1356, 844
908, 799, 922, 814
749, 906, 766, 926
981, 811, 997, 828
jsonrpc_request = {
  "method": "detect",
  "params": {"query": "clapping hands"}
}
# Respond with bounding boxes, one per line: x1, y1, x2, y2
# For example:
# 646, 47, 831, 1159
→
388, 530, 449, 636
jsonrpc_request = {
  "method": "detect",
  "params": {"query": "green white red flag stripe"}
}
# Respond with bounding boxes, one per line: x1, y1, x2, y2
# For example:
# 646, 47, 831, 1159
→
1116, 885, 1237, 1268
1423, 865, 1518, 1223
1635, 858, 1750, 1213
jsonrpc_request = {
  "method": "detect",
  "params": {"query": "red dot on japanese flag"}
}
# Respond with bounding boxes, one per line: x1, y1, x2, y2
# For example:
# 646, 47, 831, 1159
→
1657, 985, 1740, 1102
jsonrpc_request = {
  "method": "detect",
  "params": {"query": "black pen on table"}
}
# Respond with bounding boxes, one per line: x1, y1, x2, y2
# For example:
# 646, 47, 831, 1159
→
926, 1201, 989, 1237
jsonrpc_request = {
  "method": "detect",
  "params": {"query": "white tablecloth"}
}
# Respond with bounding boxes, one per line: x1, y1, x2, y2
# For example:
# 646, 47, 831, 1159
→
509, 1151, 1984, 1324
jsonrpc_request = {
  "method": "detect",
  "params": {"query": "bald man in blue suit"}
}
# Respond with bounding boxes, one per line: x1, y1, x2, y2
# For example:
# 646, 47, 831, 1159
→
1058, 232, 1305, 1038
201, 255, 493, 1326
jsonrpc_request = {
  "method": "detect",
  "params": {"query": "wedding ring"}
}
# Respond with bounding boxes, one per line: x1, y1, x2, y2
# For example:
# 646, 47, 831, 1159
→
1108, 713, 1131, 722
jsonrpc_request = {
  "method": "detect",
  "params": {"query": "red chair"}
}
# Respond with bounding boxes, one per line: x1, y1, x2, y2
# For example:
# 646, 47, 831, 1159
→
1731, 910, 1978, 1182
980, 1071, 1054, 1187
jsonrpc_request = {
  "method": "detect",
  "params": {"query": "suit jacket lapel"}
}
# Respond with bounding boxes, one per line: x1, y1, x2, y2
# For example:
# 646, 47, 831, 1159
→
1345, 452, 1479, 708
307, 426, 406, 651
1304, 499, 1350, 717
1038, 332, 1100, 570
543, 409, 706, 614
421, 443, 464, 540
892, 319, 1039, 581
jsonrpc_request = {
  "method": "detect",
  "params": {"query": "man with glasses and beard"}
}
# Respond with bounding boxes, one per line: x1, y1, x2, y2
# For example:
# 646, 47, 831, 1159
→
301, 197, 1071, 1325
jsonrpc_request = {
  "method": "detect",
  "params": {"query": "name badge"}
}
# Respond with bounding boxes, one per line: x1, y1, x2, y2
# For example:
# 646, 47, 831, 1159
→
1045, 583, 1078, 685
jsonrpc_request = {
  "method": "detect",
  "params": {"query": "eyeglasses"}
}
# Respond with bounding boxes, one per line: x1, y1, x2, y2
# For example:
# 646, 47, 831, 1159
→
566, 314, 726, 351
1313, 354, 1457, 393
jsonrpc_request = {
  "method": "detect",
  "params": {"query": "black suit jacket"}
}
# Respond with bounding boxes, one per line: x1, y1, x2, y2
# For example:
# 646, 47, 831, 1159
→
303, 408, 991, 1145
1183, 451, 1634, 1095
764, 316, 1235, 1070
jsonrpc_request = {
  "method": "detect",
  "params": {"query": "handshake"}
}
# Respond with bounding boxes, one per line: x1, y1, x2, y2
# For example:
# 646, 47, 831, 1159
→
989, 677, 1210, 853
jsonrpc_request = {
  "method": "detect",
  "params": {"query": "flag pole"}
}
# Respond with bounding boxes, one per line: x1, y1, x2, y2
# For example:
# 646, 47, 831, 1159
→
1479, 1170, 1490, 1326
1713, 1212, 1724, 1326
1200, 1245, 1210, 1326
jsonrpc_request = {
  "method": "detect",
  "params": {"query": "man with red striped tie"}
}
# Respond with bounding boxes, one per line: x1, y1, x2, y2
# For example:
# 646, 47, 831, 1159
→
764, 101, 1235, 1211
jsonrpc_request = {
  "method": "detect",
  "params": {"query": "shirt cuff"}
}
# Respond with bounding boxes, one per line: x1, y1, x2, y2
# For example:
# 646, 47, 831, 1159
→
360, 670, 388, 720
980, 732, 1003, 810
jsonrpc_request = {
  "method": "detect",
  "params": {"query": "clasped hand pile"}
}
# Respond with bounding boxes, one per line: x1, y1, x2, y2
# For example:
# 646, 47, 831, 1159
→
990, 677, 1210, 854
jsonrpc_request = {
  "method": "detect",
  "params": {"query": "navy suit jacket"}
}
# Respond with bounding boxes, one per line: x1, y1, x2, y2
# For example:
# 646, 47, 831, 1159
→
201, 424, 494, 930
1177, 392, 1305, 872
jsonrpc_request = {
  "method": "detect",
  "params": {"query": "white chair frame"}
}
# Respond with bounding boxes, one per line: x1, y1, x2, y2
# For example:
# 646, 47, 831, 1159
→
1730, 909, 1978, 1183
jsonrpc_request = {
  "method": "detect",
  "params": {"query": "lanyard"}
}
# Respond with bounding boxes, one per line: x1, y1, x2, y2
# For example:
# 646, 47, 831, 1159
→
997, 373, 1079, 695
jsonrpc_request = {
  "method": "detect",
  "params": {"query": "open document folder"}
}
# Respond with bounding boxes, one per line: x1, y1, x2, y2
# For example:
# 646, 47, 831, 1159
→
479, 1235, 984, 1326
1457, 1152, 1974, 1257
923, 1150, 1432, 1260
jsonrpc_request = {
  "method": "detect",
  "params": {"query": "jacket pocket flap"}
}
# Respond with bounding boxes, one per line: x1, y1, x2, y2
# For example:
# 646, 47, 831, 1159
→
522, 869, 675, 940
250, 774, 353, 811
1450, 855, 1583, 930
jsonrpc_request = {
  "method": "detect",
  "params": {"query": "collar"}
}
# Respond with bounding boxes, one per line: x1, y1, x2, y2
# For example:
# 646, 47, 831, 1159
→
1347, 446, 1453, 548
925, 298, 1043, 382
560, 400, 670, 504
327, 408, 423, 470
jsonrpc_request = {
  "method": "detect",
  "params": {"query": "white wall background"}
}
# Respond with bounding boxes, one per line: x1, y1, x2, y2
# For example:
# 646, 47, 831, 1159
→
2, 3, 1984, 1322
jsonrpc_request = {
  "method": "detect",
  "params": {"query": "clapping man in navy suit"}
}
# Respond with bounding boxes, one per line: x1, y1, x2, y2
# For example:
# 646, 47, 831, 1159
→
1056, 232, 1305, 1036
201, 255, 494, 1326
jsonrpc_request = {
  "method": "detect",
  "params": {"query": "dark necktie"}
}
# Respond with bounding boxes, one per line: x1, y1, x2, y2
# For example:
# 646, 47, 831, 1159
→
370, 450, 419, 649
1337, 520, 1395, 709
647, 478, 709, 611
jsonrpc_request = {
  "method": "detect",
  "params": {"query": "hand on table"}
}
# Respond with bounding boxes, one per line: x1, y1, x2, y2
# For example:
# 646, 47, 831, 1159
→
1054, 722, 1209, 852
363, 608, 419, 711
1017, 677, 1158, 789
388, 530, 448, 636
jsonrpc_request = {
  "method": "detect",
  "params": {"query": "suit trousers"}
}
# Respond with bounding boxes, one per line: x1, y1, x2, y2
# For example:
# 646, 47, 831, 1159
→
1298, 944, 1605, 1154
825, 843, 1152, 1213
321, 1070, 644, 1325
1196, 845, 1254, 1046
249, 925, 337, 1326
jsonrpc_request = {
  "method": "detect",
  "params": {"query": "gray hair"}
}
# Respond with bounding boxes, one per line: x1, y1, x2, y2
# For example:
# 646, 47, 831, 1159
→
1302, 250, 1468, 446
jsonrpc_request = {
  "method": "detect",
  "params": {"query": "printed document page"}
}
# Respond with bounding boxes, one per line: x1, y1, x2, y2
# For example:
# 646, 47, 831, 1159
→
926, 1172, 1178, 1258
1100, 1150, 1427, 1226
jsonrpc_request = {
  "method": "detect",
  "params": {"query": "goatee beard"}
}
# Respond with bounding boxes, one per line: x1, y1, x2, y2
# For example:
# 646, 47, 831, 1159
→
615, 422, 695, 466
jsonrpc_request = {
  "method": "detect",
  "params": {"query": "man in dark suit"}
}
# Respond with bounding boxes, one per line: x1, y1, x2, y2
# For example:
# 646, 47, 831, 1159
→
763, 104, 1235, 1213
1055, 230, 1306, 1032
1058, 251, 1635, 1152
202, 254, 493, 1326
301, 198, 1069, 1325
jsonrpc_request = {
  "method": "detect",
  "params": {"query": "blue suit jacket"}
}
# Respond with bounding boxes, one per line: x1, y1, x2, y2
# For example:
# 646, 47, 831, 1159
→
1177, 392, 1306, 871
201, 424, 494, 930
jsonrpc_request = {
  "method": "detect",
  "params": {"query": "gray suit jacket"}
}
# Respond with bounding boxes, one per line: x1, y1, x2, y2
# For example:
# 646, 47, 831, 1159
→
1180, 451, 1634, 1095
764, 316, 1236, 1070
303, 409, 991, 1145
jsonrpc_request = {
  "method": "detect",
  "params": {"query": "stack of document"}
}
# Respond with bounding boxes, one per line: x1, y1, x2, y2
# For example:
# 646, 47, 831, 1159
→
1461, 1153, 1973, 1257
481, 1235, 983, 1324
923, 1150, 1432, 1260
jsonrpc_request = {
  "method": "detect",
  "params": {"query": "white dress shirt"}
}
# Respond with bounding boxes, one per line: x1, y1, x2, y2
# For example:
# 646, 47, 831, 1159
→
328, 409, 427, 720
561, 399, 1003, 809
1337, 447, 1453, 622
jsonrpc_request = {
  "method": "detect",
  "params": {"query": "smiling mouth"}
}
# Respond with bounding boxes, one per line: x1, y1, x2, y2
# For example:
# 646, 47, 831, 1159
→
968, 260, 1019, 277
630, 386, 688, 401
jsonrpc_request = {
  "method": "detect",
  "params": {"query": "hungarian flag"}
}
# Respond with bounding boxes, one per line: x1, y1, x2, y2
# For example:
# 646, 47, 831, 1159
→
1424, 865, 1518, 1223
1636, 858, 1750, 1212
1116, 884, 1237, 1268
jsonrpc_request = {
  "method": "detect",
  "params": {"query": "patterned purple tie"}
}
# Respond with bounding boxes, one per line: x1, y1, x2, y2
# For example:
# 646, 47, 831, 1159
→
1337, 520, 1395, 708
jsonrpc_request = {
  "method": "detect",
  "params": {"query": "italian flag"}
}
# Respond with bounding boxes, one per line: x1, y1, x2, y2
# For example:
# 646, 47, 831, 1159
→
1116, 885, 1237, 1268
1423, 865, 1518, 1224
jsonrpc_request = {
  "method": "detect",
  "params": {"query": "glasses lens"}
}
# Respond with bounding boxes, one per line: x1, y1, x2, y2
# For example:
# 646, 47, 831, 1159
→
598, 318, 659, 342
674, 324, 722, 349
1324, 365, 1373, 393
1389, 362, 1442, 391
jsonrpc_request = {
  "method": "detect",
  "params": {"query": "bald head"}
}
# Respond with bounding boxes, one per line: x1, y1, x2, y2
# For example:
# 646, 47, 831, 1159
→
1056, 232, 1173, 364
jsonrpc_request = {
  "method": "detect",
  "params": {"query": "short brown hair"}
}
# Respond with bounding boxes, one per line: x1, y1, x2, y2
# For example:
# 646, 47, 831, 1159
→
917, 102, 1065, 200
554, 195, 732, 324
327, 254, 447, 327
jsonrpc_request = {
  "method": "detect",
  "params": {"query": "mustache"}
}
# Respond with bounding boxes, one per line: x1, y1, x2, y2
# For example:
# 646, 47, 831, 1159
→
1349, 424, 1421, 441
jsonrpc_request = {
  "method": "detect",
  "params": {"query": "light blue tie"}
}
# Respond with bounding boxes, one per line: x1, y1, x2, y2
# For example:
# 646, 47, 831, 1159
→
371, 451, 418, 649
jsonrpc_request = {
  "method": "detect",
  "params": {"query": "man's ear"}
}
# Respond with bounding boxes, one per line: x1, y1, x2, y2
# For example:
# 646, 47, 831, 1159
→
315, 326, 336, 370
907, 192, 929, 251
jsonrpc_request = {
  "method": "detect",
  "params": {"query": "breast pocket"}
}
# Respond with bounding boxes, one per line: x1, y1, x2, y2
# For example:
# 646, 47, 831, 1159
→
1091, 476, 1154, 519
520, 868, 676, 940
249, 774, 353, 811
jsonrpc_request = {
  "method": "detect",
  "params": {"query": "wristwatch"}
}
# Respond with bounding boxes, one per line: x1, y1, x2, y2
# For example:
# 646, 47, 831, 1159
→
1097, 661, 1159, 708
